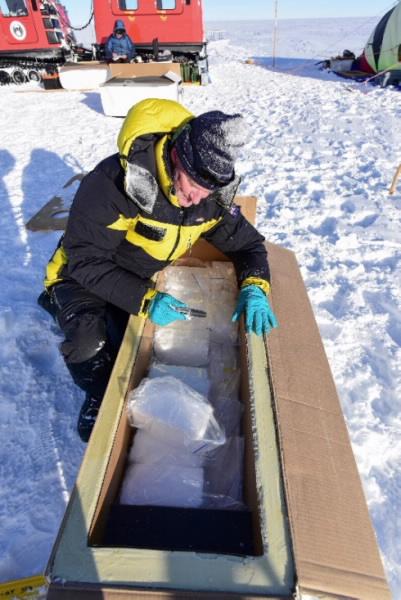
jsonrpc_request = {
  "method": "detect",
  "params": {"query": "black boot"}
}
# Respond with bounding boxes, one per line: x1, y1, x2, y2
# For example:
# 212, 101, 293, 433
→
77, 393, 102, 443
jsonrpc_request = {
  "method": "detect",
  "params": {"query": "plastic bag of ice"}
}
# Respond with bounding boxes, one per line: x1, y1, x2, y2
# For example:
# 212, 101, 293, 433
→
163, 266, 210, 298
120, 463, 203, 507
211, 394, 243, 437
128, 430, 204, 467
208, 341, 240, 397
147, 360, 210, 397
203, 436, 245, 509
127, 375, 225, 453
153, 327, 209, 367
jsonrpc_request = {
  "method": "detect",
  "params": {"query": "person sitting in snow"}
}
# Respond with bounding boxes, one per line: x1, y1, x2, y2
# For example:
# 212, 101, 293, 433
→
105, 19, 136, 63
38, 98, 278, 442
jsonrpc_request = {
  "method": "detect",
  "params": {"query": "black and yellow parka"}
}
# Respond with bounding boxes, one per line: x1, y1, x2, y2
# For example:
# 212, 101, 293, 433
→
44, 99, 270, 316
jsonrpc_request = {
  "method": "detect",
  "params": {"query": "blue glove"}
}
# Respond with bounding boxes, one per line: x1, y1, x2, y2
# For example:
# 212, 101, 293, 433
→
148, 292, 189, 326
231, 285, 278, 336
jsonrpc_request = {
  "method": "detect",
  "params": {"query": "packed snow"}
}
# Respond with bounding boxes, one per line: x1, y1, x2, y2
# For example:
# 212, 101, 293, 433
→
0, 16, 400, 598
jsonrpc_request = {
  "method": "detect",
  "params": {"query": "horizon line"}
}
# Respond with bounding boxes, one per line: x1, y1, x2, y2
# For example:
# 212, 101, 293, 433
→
206, 15, 379, 22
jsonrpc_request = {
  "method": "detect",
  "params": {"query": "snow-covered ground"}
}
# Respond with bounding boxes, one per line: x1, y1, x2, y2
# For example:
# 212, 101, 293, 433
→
0, 17, 400, 598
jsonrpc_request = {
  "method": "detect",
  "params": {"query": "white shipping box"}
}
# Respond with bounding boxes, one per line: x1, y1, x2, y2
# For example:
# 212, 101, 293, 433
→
100, 73, 181, 117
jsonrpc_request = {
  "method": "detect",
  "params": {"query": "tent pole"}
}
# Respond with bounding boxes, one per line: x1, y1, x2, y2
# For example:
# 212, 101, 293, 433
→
272, 0, 278, 68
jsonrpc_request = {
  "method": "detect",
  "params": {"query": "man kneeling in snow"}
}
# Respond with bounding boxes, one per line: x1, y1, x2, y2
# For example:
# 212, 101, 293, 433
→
38, 98, 278, 442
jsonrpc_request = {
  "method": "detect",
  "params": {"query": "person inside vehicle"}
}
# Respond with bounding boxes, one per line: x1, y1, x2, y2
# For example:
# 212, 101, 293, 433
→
38, 98, 278, 442
105, 19, 136, 63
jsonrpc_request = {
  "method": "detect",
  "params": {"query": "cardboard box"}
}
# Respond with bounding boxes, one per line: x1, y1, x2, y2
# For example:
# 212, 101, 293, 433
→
57, 62, 183, 92
46, 197, 391, 599
107, 62, 182, 80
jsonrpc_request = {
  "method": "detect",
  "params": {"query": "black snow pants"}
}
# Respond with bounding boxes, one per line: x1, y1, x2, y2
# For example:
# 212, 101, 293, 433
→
38, 281, 129, 401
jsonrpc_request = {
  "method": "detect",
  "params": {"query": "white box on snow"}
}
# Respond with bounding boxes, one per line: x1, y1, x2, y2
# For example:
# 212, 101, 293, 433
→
59, 63, 110, 90
100, 72, 182, 117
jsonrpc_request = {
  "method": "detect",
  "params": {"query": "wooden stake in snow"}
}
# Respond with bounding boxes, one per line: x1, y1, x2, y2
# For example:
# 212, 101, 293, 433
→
272, 0, 278, 68
389, 163, 401, 195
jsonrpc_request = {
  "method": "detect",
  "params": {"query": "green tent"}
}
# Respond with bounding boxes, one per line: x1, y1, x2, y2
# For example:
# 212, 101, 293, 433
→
363, 1, 401, 72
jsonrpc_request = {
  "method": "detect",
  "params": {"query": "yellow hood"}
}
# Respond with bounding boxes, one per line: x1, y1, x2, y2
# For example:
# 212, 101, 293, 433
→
117, 98, 194, 170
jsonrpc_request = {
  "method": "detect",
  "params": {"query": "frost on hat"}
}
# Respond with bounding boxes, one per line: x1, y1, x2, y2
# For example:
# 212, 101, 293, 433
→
174, 111, 247, 191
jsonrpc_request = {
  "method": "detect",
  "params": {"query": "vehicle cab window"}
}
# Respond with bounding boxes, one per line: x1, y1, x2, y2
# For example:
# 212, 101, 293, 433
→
0, 0, 28, 17
119, 0, 138, 10
157, 0, 176, 9
40, 1, 57, 15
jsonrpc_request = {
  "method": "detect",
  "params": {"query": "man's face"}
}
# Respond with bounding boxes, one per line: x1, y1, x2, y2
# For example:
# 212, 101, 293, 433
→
115, 29, 124, 37
171, 149, 211, 208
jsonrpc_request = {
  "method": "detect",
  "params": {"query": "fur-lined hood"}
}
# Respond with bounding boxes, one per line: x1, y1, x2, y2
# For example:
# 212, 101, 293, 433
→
117, 99, 193, 213
117, 98, 240, 214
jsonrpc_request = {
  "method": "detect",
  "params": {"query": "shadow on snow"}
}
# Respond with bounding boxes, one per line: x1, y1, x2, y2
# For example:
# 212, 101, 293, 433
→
251, 55, 352, 83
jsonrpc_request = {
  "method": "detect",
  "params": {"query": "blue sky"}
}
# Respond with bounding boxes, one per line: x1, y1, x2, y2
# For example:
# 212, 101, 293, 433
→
64, 0, 392, 27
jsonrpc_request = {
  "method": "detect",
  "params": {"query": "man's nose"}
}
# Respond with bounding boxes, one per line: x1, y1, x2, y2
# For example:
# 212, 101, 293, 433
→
190, 188, 209, 205
189, 191, 203, 205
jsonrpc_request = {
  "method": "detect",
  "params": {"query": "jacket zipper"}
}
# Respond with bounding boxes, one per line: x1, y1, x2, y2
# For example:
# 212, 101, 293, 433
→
167, 209, 184, 260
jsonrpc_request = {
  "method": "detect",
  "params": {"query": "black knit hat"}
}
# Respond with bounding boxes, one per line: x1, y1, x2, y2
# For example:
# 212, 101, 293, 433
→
174, 110, 246, 191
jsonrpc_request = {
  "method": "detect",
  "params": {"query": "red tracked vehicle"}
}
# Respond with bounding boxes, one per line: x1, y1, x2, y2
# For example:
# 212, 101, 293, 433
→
0, 0, 77, 83
0, 0, 209, 85
93, 0, 208, 82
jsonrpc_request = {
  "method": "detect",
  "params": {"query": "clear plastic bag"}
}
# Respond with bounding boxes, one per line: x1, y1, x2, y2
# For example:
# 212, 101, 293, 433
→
208, 271, 238, 344
148, 360, 210, 397
210, 261, 236, 281
163, 266, 211, 326
163, 265, 210, 298
128, 430, 204, 467
120, 463, 204, 507
208, 341, 240, 398
154, 327, 210, 367
203, 436, 245, 509
127, 375, 225, 454
211, 394, 243, 437
122, 264, 246, 510
209, 296, 238, 343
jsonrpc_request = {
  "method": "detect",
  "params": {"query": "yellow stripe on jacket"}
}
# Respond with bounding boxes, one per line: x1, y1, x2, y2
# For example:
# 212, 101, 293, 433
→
107, 213, 222, 261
